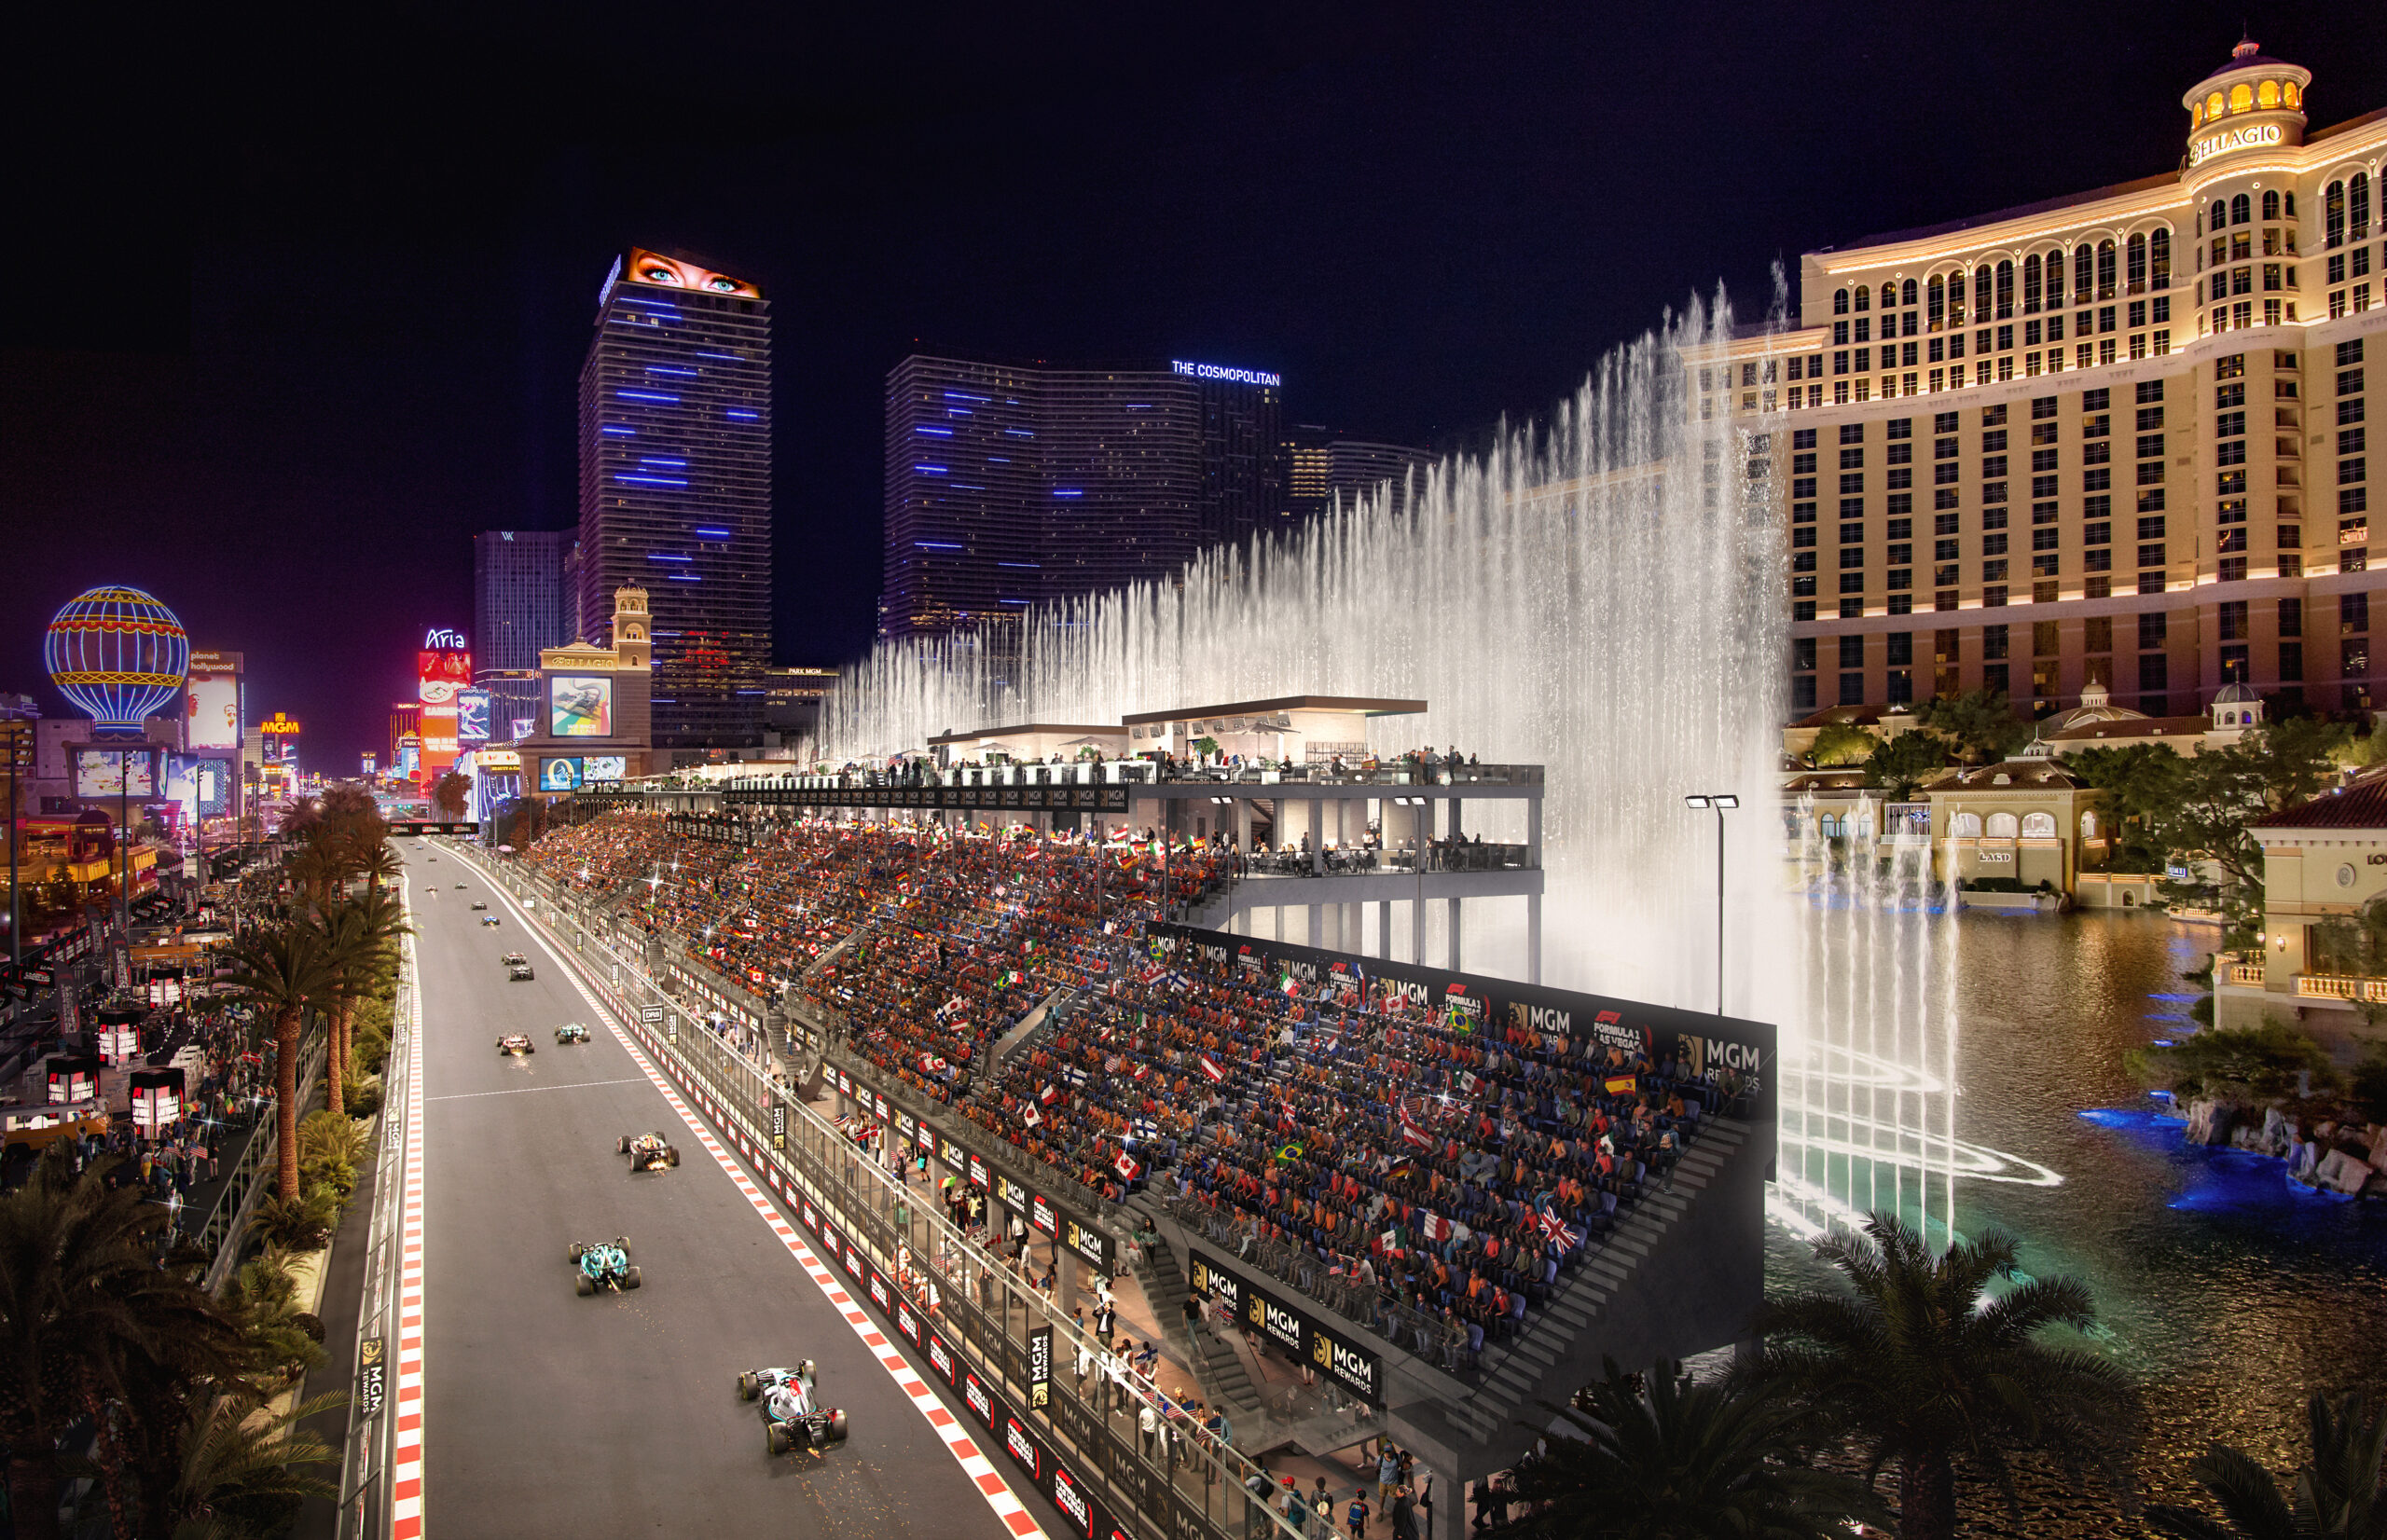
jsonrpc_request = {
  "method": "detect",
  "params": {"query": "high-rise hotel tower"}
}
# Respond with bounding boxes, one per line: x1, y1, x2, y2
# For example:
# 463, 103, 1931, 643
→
1711, 39, 2385, 721
577, 247, 772, 749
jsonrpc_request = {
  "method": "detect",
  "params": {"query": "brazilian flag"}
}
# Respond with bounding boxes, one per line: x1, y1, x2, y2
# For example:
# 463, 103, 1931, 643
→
1275, 1142, 1304, 1163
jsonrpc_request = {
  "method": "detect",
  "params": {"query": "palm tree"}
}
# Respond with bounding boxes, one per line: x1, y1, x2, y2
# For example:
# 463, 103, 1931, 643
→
324, 885, 409, 1110
1496, 1357, 1886, 1538
1746, 1212, 2140, 1540
2146, 1392, 2387, 1539
219, 924, 338, 1199
0, 1149, 242, 1540
170, 1389, 346, 1540
284, 844, 340, 911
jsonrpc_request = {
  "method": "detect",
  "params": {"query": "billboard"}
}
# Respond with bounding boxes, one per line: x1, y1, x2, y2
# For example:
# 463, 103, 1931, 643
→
259, 712, 300, 765
166, 755, 232, 818
398, 742, 420, 781
539, 757, 583, 792
583, 754, 627, 782
456, 688, 491, 743
623, 247, 763, 299
419, 629, 471, 705
421, 705, 459, 757
547, 676, 614, 737
186, 670, 241, 751
511, 716, 535, 741
73, 748, 158, 799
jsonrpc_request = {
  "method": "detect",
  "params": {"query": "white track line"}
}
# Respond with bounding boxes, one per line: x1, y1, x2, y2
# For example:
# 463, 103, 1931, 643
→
427, 1078, 644, 1102
480, 857, 1047, 1540
392, 885, 429, 1540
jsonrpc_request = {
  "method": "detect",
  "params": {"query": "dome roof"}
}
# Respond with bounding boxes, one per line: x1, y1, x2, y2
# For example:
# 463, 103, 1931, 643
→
2202, 36, 2301, 81
2213, 681, 2259, 704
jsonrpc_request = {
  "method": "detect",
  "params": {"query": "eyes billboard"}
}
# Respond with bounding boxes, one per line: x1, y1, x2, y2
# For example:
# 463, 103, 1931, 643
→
548, 676, 614, 737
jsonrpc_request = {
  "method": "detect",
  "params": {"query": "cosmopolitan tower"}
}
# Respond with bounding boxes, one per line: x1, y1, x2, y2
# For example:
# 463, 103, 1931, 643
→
577, 247, 772, 750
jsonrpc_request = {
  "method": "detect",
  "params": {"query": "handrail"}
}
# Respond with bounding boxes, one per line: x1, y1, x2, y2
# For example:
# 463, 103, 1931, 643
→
199, 1025, 328, 1295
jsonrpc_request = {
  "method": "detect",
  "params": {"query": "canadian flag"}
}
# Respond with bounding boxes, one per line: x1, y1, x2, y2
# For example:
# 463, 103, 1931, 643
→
1114, 1150, 1142, 1182
919, 1053, 947, 1075
1198, 1054, 1226, 1083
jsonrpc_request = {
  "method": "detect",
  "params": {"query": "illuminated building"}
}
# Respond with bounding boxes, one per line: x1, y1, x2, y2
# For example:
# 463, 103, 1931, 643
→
474, 530, 573, 736
1714, 39, 2385, 720
1284, 425, 1436, 520
879, 355, 1285, 639
576, 247, 771, 749
517, 585, 655, 795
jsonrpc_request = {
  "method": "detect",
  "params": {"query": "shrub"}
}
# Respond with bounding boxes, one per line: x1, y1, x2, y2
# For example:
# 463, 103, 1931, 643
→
297, 1155, 355, 1203
298, 1108, 370, 1168
2127, 1020, 2337, 1100
2351, 1051, 2387, 1124
344, 1076, 383, 1121
253, 1188, 340, 1252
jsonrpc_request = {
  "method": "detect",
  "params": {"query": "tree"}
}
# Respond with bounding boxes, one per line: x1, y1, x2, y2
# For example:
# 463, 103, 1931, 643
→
1865, 730, 1951, 801
275, 796, 321, 839
170, 1390, 345, 1540
1807, 722, 1874, 767
1914, 688, 2032, 764
2150, 721, 2344, 944
2063, 743, 2187, 869
219, 925, 338, 1200
1746, 1211, 2139, 1540
1497, 1358, 1885, 1538
2146, 1391, 2387, 1539
431, 770, 469, 819
2126, 1020, 2337, 1102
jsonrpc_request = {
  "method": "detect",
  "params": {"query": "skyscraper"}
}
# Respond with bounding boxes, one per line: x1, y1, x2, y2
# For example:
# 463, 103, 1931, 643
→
879, 354, 1283, 639
577, 247, 772, 749
1283, 424, 1437, 520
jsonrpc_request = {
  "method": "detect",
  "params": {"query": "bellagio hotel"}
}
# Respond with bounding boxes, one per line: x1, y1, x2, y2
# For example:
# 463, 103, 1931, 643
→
1715, 39, 2387, 722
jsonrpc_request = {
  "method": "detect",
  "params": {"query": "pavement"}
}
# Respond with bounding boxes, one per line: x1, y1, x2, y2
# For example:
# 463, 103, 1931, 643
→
395, 845, 1063, 1540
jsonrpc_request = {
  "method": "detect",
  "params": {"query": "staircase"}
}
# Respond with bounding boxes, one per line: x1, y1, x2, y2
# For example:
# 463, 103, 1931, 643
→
1138, 1234, 1262, 1418
991, 985, 1073, 1064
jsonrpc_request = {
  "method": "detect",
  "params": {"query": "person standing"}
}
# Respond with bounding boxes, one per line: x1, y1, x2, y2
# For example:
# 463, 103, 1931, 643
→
1345, 1488, 1372, 1540
1390, 1485, 1418, 1540
1377, 1446, 1400, 1505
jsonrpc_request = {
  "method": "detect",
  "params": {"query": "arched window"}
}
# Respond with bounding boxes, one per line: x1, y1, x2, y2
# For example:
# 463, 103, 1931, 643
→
1855, 284, 1870, 312
2021, 254, 2043, 313
2074, 244, 2094, 302
1900, 277, 1917, 308
2261, 189, 2280, 221
2126, 233, 2146, 295
2258, 79, 2280, 109
2080, 811, 2100, 841
2151, 228, 2172, 288
2046, 248, 2066, 308
2228, 82, 2252, 113
2230, 192, 2251, 227
2205, 90, 2225, 121
2285, 80, 2301, 108
2355, 172, 2374, 241
1820, 813, 1842, 839
1995, 259, 2014, 319
1834, 287, 1850, 316
2326, 180, 2347, 248
2096, 239, 2117, 300
1985, 812, 2020, 839
2021, 811, 2057, 839
1927, 275, 1946, 329
1950, 812, 1982, 838
1975, 267, 1993, 322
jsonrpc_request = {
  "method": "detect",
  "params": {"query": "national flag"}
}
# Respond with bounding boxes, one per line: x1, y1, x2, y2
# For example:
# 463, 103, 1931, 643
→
1114, 1150, 1143, 1182
1198, 1054, 1226, 1083
1133, 1065, 1152, 1081
1398, 1115, 1432, 1148
1274, 1141, 1304, 1164
1458, 1069, 1478, 1095
1420, 1212, 1452, 1243
1022, 1105, 1043, 1128
919, 1053, 948, 1075
1039, 1082, 1060, 1106
1605, 1074, 1637, 1095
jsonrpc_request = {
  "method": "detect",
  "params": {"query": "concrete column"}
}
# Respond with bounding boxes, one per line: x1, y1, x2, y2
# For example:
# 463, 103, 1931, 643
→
1311, 799, 1325, 876
1526, 894, 1542, 984
1306, 903, 1323, 948
1345, 902, 1361, 956
1377, 900, 1391, 959
1447, 896, 1463, 971
1055, 1242, 1080, 1317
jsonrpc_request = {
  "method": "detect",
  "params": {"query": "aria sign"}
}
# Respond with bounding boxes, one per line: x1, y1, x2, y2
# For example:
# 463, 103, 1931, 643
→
1170, 359, 1281, 388
2189, 121, 2284, 167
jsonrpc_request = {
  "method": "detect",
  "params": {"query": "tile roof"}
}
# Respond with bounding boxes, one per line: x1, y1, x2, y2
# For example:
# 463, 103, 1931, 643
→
2251, 770, 2387, 830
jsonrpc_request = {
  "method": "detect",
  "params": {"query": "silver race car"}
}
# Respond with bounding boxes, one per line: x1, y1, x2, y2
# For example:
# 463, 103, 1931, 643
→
738, 1361, 849, 1456
497, 1033, 535, 1056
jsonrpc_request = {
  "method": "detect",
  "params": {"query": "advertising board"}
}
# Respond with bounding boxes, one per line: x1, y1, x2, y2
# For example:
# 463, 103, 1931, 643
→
185, 669, 241, 750
539, 758, 583, 792
1186, 1250, 1382, 1405
456, 688, 491, 743
165, 756, 232, 818
418, 634, 472, 705
548, 675, 614, 737
582, 753, 628, 782
73, 748, 158, 798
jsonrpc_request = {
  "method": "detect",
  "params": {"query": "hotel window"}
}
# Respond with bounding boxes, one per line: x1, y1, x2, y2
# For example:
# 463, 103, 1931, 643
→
2137, 542, 2166, 568
2085, 519, 2111, 546
1928, 275, 1946, 328
2139, 654, 2168, 692
2281, 597, 2303, 639
2097, 240, 2118, 300
1995, 260, 2015, 319
2282, 639, 2304, 676
1839, 671, 1865, 705
2345, 639, 2371, 679
1856, 285, 1871, 311
2356, 172, 2374, 240
2023, 254, 2044, 313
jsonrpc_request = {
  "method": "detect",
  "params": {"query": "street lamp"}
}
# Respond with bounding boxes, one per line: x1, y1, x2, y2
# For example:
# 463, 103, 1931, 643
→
1683, 793, 1740, 1016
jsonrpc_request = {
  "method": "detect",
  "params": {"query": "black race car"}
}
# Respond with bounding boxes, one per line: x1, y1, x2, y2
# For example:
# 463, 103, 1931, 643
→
570, 1237, 641, 1295
740, 1362, 849, 1457
509, 961, 534, 981
498, 1033, 535, 1056
470, 901, 487, 911
556, 1022, 591, 1045
482, 916, 503, 928
619, 1131, 681, 1173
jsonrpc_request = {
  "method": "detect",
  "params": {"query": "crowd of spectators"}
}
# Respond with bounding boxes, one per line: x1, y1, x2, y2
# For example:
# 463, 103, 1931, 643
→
522, 809, 1738, 1347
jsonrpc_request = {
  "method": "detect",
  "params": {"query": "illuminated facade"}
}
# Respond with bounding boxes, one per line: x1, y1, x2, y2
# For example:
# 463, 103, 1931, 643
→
1716, 40, 2385, 719
1284, 425, 1437, 519
879, 355, 1284, 639
576, 248, 772, 749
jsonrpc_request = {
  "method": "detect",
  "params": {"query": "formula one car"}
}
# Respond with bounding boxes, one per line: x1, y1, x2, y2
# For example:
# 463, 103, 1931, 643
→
501, 952, 529, 967
455, 883, 467, 889
738, 1361, 849, 1456
497, 1033, 535, 1056
482, 916, 503, 928
556, 1022, 591, 1045
569, 1237, 641, 1295
618, 1131, 682, 1172
508, 961, 534, 980
471, 901, 488, 911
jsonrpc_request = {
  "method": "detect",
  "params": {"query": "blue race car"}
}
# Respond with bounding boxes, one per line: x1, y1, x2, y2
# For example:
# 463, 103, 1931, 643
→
569, 1237, 642, 1295
737, 1361, 849, 1456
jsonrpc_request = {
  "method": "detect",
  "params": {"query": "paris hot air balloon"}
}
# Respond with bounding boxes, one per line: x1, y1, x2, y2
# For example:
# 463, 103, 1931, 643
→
44, 585, 190, 736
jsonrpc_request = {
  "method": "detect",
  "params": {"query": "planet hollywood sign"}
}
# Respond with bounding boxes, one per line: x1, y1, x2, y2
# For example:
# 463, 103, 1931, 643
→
1147, 920, 1776, 1118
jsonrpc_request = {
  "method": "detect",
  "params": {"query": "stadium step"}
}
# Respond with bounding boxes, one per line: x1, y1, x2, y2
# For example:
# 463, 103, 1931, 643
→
991, 986, 1072, 1063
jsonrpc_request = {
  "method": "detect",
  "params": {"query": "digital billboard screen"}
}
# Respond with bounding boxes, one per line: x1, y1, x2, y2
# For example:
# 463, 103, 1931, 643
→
547, 676, 614, 737
186, 672, 241, 751
539, 757, 583, 791
74, 749, 158, 799
456, 688, 491, 743
166, 756, 232, 818
582, 754, 627, 782
398, 743, 420, 781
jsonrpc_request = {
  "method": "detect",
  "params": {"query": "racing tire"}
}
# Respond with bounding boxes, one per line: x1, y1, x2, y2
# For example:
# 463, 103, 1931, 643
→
623, 1267, 642, 1290
738, 1373, 759, 1400
666, 1148, 681, 1167
576, 1274, 595, 1297
799, 1359, 816, 1382
569, 1244, 586, 1262
617, 1134, 630, 1154
766, 1423, 791, 1456
826, 1409, 849, 1444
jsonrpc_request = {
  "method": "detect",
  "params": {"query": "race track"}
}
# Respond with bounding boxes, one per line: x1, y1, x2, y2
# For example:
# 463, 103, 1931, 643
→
401, 844, 1040, 1539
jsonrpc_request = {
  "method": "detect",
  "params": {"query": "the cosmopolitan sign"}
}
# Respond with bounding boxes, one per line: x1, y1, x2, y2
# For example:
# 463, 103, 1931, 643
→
2189, 121, 2284, 166
1171, 359, 1281, 388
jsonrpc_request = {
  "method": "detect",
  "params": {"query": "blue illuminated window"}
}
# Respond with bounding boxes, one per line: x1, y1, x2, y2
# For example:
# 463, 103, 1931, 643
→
998, 561, 1042, 569
693, 528, 732, 539
615, 474, 687, 487
1053, 489, 1083, 498
916, 426, 953, 436
943, 391, 991, 402
645, 553, 694, 563
917, 542, 964, 550
667, 574, 701, 582
639, 457, 688, 467
725, 409, 759, 420
617, 391, 678, 403
646, 365, 697, 377
600, 425, 636, 436
1004, 429, 1036, 438
915, 464, 949, 474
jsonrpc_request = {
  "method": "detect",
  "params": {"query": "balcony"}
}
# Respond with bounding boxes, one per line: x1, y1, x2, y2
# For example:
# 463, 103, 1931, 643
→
2345, 524, 2371, 547
2297, 973, 2387, 1003
2228, 961, 2266, 986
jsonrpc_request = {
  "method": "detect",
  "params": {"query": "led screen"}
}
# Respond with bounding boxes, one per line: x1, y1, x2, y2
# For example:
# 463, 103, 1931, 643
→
456, 689, 490, 742
547, 676, 614, 737
398, 744, 420, 781
539, 757, 583, 791
74, 749, 158, 799
186, 672, 241, 750
166, 756, 232, 818
582, 754, 627, 782
418, 648, 472, 704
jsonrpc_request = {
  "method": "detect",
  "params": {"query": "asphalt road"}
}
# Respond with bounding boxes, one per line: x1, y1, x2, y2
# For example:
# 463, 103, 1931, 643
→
401, 845, 1030, 1539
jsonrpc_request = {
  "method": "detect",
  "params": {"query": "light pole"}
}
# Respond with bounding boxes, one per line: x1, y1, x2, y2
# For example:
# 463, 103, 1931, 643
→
1683, 793, 1740, 1016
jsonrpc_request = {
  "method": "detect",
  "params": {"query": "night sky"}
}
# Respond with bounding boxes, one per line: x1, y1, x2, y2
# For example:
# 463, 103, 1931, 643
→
7, 4, 2385, 766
